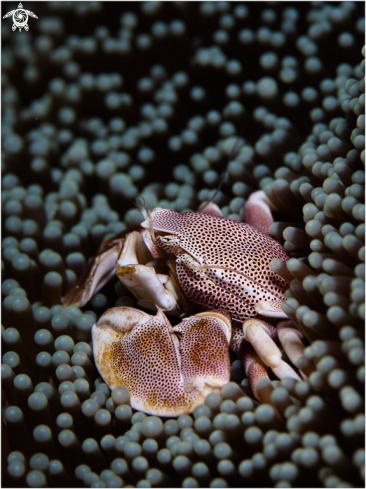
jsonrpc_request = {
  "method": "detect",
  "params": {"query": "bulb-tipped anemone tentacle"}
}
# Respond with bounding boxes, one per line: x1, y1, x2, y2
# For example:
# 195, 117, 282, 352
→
1, 2, 364, 488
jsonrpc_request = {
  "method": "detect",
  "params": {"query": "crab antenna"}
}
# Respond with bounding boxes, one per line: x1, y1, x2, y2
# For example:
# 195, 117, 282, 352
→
200, 135, 243, 212
136, 196, 156, 240
136, 196, 149, 221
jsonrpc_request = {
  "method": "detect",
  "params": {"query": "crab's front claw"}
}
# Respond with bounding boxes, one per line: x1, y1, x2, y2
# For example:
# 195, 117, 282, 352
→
92, 307, 231, 416
243, 319, 302, 383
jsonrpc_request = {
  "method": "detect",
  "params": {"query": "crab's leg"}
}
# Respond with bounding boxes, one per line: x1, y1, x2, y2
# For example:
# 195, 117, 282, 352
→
197, 201, 224, 217
63, 226, 140, 308
243, 318, 302, 382
276, 320, 309, 379
231, 325, 270, 401
92, 307, 231, 416
241, 341, 270, 401
63, 243, 121, 307
244, 190, 278, 234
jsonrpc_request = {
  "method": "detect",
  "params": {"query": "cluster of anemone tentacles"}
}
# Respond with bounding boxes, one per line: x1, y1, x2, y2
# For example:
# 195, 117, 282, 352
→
2, 2, 364, 488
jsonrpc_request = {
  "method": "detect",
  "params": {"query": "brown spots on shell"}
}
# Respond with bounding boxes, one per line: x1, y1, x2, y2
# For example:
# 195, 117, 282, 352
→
173, 316, 231, 393
92, 307, 231, 416
147, 209, 289, 320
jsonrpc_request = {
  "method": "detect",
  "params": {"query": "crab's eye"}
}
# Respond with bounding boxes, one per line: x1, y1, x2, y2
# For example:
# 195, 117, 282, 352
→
160, 236, 176, 244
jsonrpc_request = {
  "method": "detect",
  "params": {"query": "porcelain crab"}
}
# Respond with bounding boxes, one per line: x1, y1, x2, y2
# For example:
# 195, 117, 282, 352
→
64, 191, 306, 416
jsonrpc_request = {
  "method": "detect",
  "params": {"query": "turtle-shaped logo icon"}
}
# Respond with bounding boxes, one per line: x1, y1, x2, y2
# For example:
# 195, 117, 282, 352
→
2, 2, 38, 31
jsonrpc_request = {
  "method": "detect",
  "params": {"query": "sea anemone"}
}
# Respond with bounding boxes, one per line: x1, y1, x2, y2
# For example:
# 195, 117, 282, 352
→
2, 2, 364, 487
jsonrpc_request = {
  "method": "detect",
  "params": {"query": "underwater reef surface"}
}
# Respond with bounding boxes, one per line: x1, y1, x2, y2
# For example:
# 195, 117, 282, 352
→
1, 1, 365, 487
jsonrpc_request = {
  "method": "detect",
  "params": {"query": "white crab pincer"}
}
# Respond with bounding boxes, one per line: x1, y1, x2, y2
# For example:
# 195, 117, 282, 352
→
64, 191, 306, 415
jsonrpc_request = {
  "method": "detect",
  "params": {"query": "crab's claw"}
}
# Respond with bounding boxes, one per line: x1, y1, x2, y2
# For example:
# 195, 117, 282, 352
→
92, 307, 231, 416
